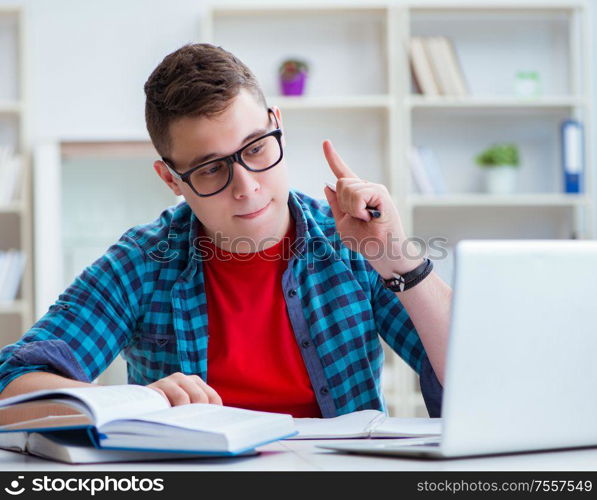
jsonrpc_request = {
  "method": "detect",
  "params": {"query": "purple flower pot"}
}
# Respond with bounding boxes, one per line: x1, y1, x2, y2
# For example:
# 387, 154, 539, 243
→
280, 71, 307, 96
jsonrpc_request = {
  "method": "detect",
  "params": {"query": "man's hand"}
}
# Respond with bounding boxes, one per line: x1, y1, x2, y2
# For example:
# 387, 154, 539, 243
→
322, 139, 423, 277
147, 372, 223, 406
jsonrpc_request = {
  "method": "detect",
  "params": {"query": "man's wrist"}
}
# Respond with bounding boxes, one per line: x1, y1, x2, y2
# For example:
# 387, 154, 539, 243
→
382, 258, 434, 293
379, 255, 425, 279
376, 240, 425, 278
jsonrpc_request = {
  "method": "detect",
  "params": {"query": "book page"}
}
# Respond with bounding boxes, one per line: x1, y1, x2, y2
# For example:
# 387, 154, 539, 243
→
371, 417, 442, 438
0, 385, 169, 428
58, 385, 170, 427
100, 403, 287, 433
290, 410, 383, 439
27, 432, 219, 464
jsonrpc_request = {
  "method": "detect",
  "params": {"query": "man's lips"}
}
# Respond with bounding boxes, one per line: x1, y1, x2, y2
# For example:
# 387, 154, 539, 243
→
235, 201, 272, 219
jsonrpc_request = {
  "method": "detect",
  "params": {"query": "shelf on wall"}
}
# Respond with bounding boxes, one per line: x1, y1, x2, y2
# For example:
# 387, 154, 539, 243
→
210, 3, 390, 16
408, 193, 588, 208
406, 95, 585, 110
0, 101, 21, 114
409, 4, 583, 14
0, 300, 25, 315
268, 95, 393, 110
0, 202, 23, 214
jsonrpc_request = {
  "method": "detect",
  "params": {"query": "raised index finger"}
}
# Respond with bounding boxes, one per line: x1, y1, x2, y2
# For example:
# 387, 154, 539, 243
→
322, 139, 359, 180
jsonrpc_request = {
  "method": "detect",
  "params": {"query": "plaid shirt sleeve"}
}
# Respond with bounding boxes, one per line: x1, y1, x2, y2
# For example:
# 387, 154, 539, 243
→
369, 270, 443, 416
370, 271, 426, 373
0, 234, 145, 393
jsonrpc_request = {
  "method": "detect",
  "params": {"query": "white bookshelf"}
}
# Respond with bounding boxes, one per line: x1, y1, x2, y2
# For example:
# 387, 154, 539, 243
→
269, 95, 393, 110
409, 193, 588, 207
33, 139, 181, 386
205, 0, 593, 418
0, 6, 33, 347
406, 95, 585, 108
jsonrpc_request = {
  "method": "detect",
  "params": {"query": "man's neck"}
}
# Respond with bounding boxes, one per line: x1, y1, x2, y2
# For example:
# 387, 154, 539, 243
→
201, 206, 293, 254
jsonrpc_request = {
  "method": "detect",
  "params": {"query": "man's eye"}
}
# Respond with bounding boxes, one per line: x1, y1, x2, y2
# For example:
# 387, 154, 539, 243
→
200, 163, 224, 176
246, 144, 264, 156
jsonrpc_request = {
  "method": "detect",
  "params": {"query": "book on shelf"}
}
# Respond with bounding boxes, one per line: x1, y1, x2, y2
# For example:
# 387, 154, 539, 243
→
408, 146, 447, 196
0, 429, 259, 464
0, 146, 23, 205
417, 146, 447, 195
425, 37, 455, 96
290, 410, 442, 439
410, 36, 468, 97
440, 36, 468, 96
560, 119, 584, 194
0, 249, 26, 302
0, 385, 297, 458
409, 36, 440, 96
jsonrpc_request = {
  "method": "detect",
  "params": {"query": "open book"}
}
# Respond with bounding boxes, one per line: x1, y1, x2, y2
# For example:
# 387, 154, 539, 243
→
0, 385, 296, 456
0, 430, 260, 464
290, 410, 442, 439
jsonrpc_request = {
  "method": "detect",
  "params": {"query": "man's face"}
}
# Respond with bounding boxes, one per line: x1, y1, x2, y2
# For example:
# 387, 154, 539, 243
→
155, 89, 291, 253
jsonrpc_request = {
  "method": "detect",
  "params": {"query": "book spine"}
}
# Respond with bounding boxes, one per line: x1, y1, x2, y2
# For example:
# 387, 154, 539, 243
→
3, 251, 26, 301
408, 147, 435, 195
85, 427, 103, 449
440, 37, 468, 97
418, 146, 447, 195
560, 119, 584, 194
424, 37, 451, 96
409, 37, 439, 96
0, 251, 15, 302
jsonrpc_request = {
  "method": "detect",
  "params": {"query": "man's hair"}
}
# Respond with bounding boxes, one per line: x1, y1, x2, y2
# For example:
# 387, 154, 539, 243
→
144, 43, 267, 157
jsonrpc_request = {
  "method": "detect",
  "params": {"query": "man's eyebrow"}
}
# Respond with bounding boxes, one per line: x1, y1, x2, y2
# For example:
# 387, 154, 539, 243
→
185, 127, 268, 169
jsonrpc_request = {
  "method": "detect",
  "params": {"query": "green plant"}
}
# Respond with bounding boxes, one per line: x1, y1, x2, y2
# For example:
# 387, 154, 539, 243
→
475, 144, 520, 168
278, 59, 309, 81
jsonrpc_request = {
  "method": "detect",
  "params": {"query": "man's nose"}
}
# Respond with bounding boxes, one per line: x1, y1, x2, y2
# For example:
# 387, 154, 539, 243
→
230, 161, 260, 199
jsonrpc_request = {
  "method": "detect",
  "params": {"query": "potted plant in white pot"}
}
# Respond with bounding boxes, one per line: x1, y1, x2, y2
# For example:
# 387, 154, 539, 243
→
475, 144, 520, 195
278, 58, 309, 96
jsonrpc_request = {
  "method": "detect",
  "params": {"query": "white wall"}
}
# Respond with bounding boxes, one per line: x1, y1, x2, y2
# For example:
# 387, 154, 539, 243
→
1, 0, 596, 234
21, 0, 207, 140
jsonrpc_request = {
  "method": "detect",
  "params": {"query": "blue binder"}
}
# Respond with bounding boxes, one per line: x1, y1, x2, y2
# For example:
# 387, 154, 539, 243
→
560, 119, 584, 194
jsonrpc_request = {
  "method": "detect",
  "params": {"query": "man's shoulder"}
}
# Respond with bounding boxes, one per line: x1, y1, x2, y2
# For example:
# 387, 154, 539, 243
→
291, 189, 337, 238
120, 201, 193, 255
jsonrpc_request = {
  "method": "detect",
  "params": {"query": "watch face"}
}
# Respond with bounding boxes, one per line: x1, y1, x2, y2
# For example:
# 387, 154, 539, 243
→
391, 276, 406, 292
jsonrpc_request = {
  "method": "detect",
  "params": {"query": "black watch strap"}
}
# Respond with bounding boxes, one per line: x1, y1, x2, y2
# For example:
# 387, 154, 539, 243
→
382, 258, 434, 293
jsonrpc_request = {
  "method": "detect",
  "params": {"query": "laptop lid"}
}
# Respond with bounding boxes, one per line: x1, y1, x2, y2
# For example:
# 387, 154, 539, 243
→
440, 240, 597, 457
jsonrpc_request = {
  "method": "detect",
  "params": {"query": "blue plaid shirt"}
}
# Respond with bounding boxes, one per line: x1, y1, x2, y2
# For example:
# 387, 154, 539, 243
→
0, 190, 442, 417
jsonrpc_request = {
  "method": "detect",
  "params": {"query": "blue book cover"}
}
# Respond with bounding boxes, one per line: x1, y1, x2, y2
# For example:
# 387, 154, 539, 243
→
560, 119, 584, 194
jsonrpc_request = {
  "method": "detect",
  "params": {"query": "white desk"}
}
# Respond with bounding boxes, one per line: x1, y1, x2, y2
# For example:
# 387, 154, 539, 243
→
1, 439, 597, 471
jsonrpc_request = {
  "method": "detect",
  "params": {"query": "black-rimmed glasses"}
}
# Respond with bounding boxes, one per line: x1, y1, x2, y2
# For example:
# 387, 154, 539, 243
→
161, 108, 283, 197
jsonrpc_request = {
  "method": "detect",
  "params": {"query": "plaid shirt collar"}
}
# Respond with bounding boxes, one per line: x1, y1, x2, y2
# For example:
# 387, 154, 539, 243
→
176, 189, 317, 267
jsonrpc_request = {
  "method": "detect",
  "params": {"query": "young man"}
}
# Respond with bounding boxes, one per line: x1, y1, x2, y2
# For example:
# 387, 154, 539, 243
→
0, 44, 450, 418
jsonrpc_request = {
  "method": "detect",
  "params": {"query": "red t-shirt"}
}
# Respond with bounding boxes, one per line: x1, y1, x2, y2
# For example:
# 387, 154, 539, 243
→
202, 221, 322, 418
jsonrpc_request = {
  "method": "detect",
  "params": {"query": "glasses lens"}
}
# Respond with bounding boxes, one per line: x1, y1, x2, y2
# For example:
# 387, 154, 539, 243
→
189, 160, 231, 196
240, 134, 282, 171
187, 133, 282, 196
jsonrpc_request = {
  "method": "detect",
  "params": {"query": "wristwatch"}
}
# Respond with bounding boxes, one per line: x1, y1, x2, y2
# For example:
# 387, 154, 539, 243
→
382, 258, 434, 293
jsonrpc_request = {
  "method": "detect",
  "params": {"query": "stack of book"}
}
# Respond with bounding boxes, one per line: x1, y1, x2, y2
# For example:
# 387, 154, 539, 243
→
408, 146, 447, 196
409, 36, 468, 97
0, 385, 297, 463
0, 249, 26, 302
0, 146, 23, 206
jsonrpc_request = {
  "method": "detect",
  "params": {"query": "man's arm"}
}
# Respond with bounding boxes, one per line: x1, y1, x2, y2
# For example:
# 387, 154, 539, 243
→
0, 235, 145, 398
0, 372, 95, 400
392, 269, 451, 385
0, 371, 223, 406
322, 140, 451, 385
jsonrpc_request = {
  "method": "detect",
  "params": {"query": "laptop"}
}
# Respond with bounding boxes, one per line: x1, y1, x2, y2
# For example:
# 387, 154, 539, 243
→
319, 240, 597, 458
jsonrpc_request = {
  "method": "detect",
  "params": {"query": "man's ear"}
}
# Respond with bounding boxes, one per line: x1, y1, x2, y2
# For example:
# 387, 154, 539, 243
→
153, 160, 183, 196
270, 105, 285, 147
